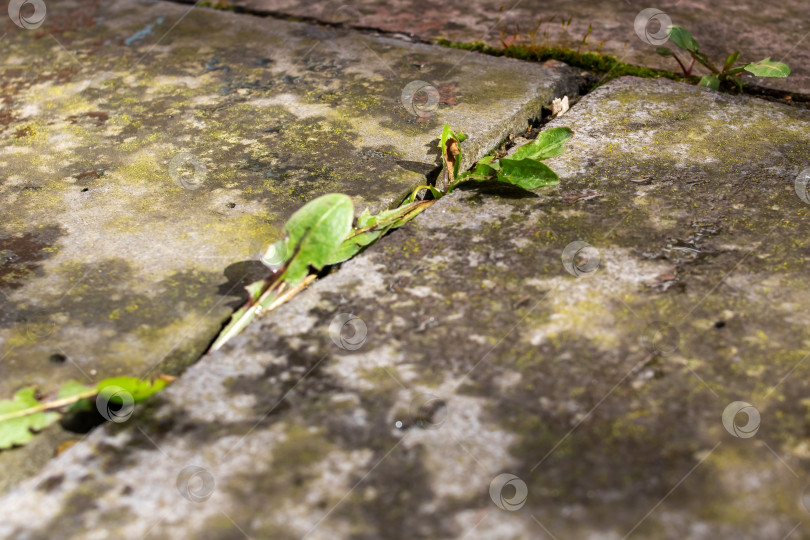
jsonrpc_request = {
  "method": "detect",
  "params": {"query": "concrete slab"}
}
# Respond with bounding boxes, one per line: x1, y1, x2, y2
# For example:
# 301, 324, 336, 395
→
225, 0, 810, 95
0, 0, 580, 492
2, 76, 808, 538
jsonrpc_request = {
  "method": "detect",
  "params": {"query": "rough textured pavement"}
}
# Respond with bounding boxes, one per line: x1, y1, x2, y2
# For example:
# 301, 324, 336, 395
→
2, 76, 808, 539
226, 0, 810, 95
0, 0, 580, 492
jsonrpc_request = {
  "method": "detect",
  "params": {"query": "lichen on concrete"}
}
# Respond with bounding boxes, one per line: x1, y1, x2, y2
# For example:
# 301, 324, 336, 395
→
0, 0, 580, 491
1, 76, 808, 538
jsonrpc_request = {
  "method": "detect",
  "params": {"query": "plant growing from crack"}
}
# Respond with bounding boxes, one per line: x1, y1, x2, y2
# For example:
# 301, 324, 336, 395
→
657, 25, 790, 91
0, 376, 171, 449
211, 124, 573, 350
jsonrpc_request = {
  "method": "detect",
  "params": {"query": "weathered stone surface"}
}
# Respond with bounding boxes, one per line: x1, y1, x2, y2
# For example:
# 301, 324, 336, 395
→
2, 76, 808, 538
226, 0, 810, 95
0, 0, 579, 491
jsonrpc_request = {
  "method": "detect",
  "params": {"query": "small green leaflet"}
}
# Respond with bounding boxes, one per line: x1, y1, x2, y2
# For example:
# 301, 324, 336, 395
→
95, 377, 168, 401
699, 74, 720, 90
744, 58, 790, 78
723, 52, 740, 72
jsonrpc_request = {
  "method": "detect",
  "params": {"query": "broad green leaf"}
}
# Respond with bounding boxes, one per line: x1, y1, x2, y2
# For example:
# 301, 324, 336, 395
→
496, 158, 560, 189
279, 194, 354, 285
0, 387, 60, 449
699, 74, 720, 90
656, 47, 674, 58
744, 58, 790, 78
95, 377, 168, 401
510, 127, 574, 161
723, 51, 740, 72
667, 26, 699, 52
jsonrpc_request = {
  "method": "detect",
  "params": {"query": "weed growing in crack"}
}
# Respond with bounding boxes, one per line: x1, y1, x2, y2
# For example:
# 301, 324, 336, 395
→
210, 124, 574, 350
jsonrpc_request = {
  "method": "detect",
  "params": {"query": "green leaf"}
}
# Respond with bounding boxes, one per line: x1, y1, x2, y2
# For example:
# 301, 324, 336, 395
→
723, 51, 740, 72
95, 377, 168, 401
496, 158, 560, 189
744, 58, 790, 78
510, 127, 574, 161
0, 388, 60, 449
667, 26, 699, 52
656, 47, 674, 58
699, 74, 720, 90
279, 194, 354, 285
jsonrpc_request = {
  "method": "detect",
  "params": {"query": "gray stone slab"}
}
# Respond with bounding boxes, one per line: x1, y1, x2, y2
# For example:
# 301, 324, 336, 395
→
226, 0, 810, 95
2, 76, 809, 538
0, 0, 579, 491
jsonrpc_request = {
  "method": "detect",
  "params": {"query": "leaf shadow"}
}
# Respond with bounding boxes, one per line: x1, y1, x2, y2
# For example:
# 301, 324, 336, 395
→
454, 179, 541, 199
218, 261, 269, 308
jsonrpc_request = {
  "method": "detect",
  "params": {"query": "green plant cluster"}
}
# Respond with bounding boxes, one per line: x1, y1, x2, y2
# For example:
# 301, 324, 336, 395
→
657, 26, 790, 91
211, 124, 574, 351
0, 377, 169, 449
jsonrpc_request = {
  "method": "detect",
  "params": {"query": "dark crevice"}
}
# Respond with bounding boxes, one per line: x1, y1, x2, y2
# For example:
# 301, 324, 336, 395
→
166, 0, 809, 108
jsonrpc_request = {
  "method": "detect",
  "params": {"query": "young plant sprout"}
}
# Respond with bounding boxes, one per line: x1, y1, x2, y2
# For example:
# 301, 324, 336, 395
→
657, 25, 790, 91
